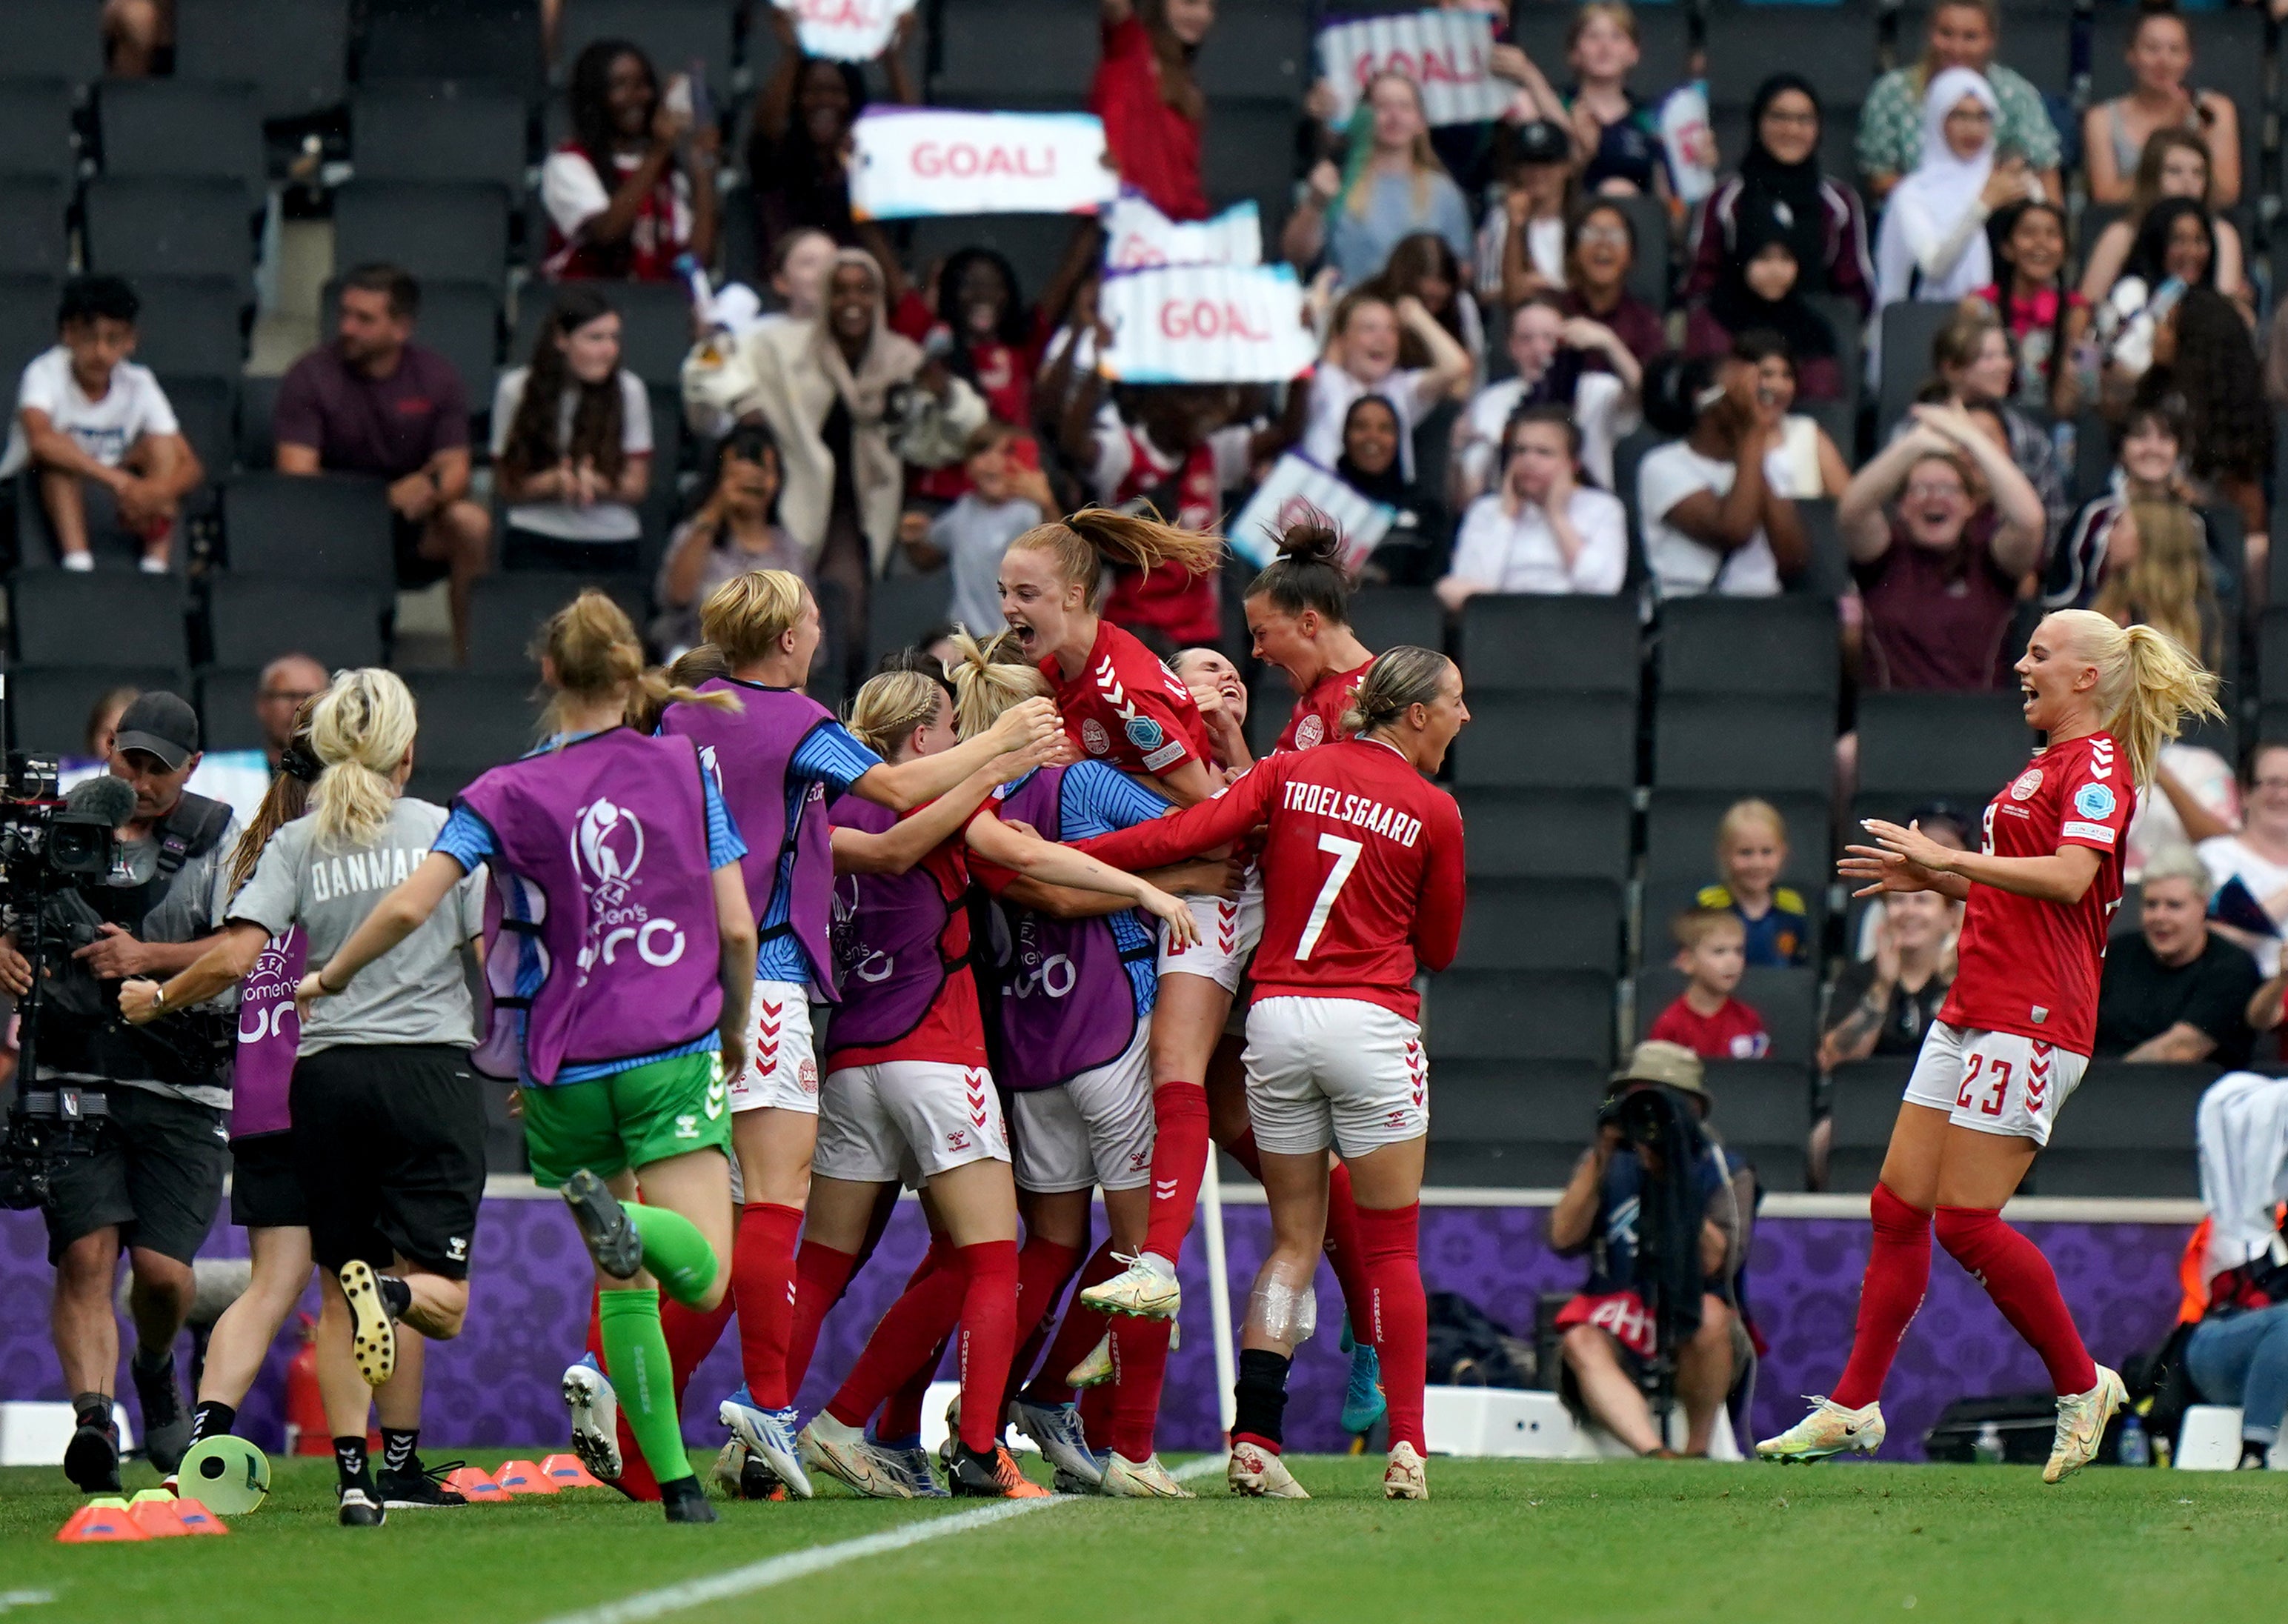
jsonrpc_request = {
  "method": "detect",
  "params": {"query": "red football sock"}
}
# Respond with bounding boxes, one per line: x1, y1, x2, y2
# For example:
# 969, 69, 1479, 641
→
1107, 1315, 1173, 1462
1321, 1160, 1374, 1334
1223, 1124, 1263, 1181
880, 1340, 943, 1442
954, 1239, 1021, 1453
733, 1202, 805, 1408
1012, 1235, 1084, 1371
1143, 1082, 1211, 1263
784, 1240, 860, 1398
1934, 1205, 2098, 1395
1022, 1239, 1120, 1405
825, 1239, 962, 1429
1830, 1182, 1932, 1410
1357, 1202, 1426, 1454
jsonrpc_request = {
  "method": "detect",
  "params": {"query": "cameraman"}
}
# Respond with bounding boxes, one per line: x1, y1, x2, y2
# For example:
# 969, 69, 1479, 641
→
0, 691, 241, 1489
1548, 1041, 1757, 1457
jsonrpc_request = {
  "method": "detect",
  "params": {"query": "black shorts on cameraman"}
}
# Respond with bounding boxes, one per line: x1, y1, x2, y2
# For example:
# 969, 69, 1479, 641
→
40, 1085, 227, 1266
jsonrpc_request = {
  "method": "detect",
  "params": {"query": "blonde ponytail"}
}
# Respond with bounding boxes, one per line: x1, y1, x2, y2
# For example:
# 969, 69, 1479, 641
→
309, 669, 416, 851
536, 588, 736, 735
1341, 646, 1454, 738
1007, 506, 1226, 610
2051, 608, 2222, 787
945, 625, 1051, 739
846, 670, 944, 759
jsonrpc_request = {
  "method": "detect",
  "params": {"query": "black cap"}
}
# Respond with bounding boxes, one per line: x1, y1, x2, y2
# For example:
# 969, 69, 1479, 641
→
1512, 119, 1569, 167
113, 691, 199, 770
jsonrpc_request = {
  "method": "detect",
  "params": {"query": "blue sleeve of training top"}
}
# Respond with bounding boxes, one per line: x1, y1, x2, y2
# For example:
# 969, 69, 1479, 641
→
701, 773, 747, 870
1062, 760, 1174, 839
790, 721, 885, 799
431, 805, 497, 872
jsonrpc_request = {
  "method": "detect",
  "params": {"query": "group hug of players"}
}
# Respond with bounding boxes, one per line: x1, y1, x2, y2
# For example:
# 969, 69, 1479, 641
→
124, 489, 2211, 1524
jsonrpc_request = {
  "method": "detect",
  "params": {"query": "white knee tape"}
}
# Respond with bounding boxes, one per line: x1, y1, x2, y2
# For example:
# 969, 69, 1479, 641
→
1245, 1279, 1318, 1345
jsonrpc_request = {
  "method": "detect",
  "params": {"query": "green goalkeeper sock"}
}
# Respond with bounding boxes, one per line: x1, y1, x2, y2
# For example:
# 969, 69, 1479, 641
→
598, 1288, 694, 1488
625, 1202, 719, 1308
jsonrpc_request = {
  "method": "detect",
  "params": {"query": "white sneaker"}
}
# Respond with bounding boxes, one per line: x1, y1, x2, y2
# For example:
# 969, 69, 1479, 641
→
1067, 1332, 1115, 1389
1227, 1441, 1308, 1499
2045, 1366, 2126, 1484
1756, 1397, 1886, 1463
1079, 1252, 1181, 1320
60, 550, 93, 573
798, 1411, 909, 1500
1383, 1442, 1429, 1501
1102, 1451, 1194, 1498
561, 1354, 622, 1480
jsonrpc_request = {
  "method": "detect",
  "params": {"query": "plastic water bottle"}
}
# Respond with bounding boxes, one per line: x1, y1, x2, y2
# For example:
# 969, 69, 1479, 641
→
1972, 1422, 2004, 1464
2119, 1414, 2150, 1468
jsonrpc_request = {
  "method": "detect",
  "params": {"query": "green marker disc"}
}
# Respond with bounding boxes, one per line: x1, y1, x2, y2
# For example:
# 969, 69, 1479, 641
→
176, 1436, 270, 1515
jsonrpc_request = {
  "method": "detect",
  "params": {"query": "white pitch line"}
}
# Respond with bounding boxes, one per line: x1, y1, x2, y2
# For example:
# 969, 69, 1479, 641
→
531, 1456, 1227, 1624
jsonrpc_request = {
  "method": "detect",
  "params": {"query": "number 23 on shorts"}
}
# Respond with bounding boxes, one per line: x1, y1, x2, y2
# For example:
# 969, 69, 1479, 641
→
1956, 1051, 2011, 1117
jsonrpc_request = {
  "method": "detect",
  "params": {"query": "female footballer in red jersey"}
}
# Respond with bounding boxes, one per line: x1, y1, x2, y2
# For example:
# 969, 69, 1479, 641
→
1245, 525, 1377, 755
1074, 646, 1470, 1501
1760, 610, 2219, 1481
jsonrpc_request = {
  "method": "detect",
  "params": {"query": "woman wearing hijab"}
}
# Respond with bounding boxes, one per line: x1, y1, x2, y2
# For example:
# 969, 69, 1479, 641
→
1686, 210, 1843, 402
1875, 68, 2043, 312
1686, 74, 1875, 316
1331, 394, 1448, 586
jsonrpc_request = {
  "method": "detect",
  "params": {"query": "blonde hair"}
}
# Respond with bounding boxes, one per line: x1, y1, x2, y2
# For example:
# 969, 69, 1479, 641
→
1340, 645, 1454, 737
309, 669, 416, 851
537, 589, 735, 734
1672, 905, 1746, 954
699, 570, 809, 665
1007, 508, 1225, 612
2046, 608, 2222, 787
945, 625, 1052, 739
2089, 502, 2217, 667
845, 670, 943, 759
1717, 797, 1789, 854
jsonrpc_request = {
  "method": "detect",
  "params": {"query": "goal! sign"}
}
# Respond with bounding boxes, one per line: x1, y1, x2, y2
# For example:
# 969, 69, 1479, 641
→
1097, 264, 1319, 385
774, 0, 919, 63
1315, 9, 1513, 129
850, 108, 1119, 219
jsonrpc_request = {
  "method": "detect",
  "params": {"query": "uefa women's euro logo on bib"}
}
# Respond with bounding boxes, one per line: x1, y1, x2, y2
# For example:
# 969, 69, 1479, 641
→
571, 798, 686, 978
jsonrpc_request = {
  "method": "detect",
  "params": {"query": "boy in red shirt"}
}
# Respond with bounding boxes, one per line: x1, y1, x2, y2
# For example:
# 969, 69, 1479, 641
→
1649, 908, 1770, 1061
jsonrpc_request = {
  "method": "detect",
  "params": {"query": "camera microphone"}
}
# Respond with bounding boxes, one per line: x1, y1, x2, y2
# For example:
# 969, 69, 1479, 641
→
63, 776, 136, 828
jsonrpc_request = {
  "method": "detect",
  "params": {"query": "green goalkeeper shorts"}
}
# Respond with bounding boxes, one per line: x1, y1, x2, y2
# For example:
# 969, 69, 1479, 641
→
520, 1052, 731, 1189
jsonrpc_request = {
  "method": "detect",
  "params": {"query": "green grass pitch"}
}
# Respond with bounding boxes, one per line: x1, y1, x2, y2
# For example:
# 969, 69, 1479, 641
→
4, 1453, 2284, 1623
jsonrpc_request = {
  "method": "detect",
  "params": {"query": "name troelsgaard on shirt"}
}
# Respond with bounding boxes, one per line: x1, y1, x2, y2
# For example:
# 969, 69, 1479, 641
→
307, 844, 428, 902
1280, 780, 1423, 848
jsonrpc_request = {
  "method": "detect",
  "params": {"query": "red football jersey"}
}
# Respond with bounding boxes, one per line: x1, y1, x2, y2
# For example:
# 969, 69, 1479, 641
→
1044, 619, 1214, 782
1074, 738, 1466, 1019
1938, 731, 2135, 1056
1647, 994, 1769, 1060
1275, 657, 1376, 753
825, 830, 988, 1073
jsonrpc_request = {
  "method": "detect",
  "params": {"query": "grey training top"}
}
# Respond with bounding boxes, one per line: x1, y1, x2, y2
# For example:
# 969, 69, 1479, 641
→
228, 798, 485, 1056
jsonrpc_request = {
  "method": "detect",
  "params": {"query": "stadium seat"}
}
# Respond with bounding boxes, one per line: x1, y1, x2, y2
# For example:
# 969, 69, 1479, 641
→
1459, 593, 1639, 696
206, 577, 388, 670
1348, 587, 1443, 656
464, 574, 646, 673
9, 573, 189, 668
402, 669, 546, 793
1854, 689, 2029, 822
358, 0, 545, 100
1, 665, 193, 759
11, 473, 191, 572
2037, 1061, 2210, 1199
1633, 965, 1819, 1066
1823, 1056, 1914, 1192
1428, 1065, 1613, 1188
511, 279, 694, 389
1652, 693, 1834, 794
196, 666, 268, 752
0, 79, 78, 184
332, 182, 512, 287
1454, 877, 1625, 972
175, 0, 351, 121
1429, 968, 1616, 1069
0, 178, 73, 277
235, 374, 281, 470
128, 276, 247, 382
96, 80, 267, 204
0, 274, 61, 382
1698, 1059, 1813, 1191
555, 0, 737, 99
1199, 99, 1300, 236
1451, 691, 1638, 789
1658, 594, 1840, 699
868, 573, 953, 669
83, 177, 255, 282
156, 373, 234, 497
1875, 301, 1959, 440
934, 0, 1099, 103
323, 277, 499, 410
1795, 497, 1850, 599
1194, 6, 1311, 103
1640, 786, 1830, 933
351, 89, 531, 192
11, 0, 106, 87
219, 473, 394, 585
1454, 786, 1634, 882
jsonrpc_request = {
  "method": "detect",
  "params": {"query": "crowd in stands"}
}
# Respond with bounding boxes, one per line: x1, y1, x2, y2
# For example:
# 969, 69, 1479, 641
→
17, 0, 2288, 1197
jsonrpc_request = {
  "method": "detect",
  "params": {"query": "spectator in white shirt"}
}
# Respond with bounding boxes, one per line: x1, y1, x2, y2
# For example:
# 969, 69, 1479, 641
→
1453, 293, 1638, 503
1, 276, 202, 573
490, 284, 654, 570
1637, 353, 1809, 598
1297, 290, 1473, 485
1438, 405, 1628, 605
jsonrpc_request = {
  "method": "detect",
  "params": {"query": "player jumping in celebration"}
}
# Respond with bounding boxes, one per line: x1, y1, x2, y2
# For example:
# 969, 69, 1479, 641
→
1758, 610, 2220, 1480
1072, 648, 1470, 1500
645, 572, 1060, 1497
305, 595, 760, 1524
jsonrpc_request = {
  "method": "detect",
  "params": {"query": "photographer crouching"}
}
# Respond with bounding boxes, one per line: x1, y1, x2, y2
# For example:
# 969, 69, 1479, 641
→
0, 692, 240, 1490
1547, 1042, 1757, 1457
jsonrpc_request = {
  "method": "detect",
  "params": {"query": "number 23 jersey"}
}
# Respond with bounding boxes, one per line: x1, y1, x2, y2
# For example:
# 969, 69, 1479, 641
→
1937, 731, 2134, 1057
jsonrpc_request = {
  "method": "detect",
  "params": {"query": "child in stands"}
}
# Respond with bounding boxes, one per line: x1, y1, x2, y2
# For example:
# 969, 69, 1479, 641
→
1697, 798, 1811, 966
1649, 908, 1771, 1061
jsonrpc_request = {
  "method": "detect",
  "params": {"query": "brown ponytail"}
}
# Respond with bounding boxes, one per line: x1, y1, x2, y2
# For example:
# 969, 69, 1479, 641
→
536, 589, 737, 734
1008, 505, 1226, 611
1245, 518, 1353, 624
227, 697, 319, 896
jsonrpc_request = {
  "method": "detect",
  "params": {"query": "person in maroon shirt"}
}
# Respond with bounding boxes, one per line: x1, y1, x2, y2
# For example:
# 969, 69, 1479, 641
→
1094, 0, 1214, 222
1563, 199, 1668, 371
1840, 402, 2044, 690
272, 265, 490, 663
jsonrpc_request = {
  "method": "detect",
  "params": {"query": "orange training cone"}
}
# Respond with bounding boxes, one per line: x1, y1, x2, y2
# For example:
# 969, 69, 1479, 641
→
57, 1502, 147, 1543
129, 1499, 189, 1537
442, 1466, 512, 1502
539, 1453, 606, 1488
171, 1498, 229, 1535
493, 1459, 559, 1495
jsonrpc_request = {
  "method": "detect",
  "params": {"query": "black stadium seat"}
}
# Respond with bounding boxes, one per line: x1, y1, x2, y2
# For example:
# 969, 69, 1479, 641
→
1, 666, 193, 759
1193, 5, 1311, 103
402, 670, 546, 796
196, 667, 268, 753
84, 178, 255, 282
555, 0, 737, 99
1347, 588, 1443, 656
1825, 1056, 1914, 1192
1654, 693, 1834, 794
359, 0, 546, 100
207, 578, 389, 670
1659, 595, 1840, 700
1452, 691, 1637, 789
1453, 877, 1624, 973
129, 276, 247, 382
1703, 1, 1877, 109
1459, 593, 1638, 696
352, 89, 531, 192
176, 0, 351, 121
13, 0, 107, 87
0, 79, 78, 184
156, 374, 233, 498
464, 574, 648, 673
333, 182, 513, 287
0, 274, 61, 382
1430, 968, 1615, 1070
0, 179, 72, 277
10, 573, 189, 668
97, 80, 267, 203
1854, 689, 2030, 822
1698, 1059, 1813, 1191
219, 473, 394, 585
867, 574, 951, 670
1454, 787, 1634, 882
2038, 1062, 2209, 1199
934, 0, 1098, 103
1876, 301, 1959, 438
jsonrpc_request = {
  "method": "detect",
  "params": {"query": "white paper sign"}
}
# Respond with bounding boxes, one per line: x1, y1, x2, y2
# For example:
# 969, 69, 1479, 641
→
1226, 454, 1397, 570
1103, 193, 1263, 271
774, 0, 918, 63
850, 108, 1118, 220
1098, 264, 1320, 386
1317, 10, 1512, 130
1660, 82, 1718, 207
